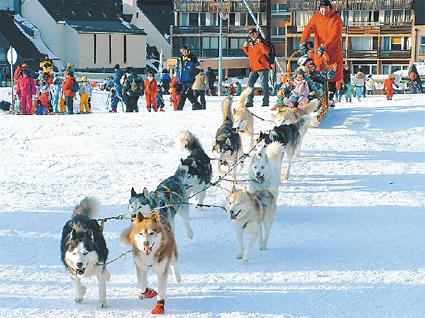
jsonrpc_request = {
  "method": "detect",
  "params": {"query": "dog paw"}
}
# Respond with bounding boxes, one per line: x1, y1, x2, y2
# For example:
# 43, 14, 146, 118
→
260, 246, 267, 251
74, 297, 83, 303
236, 253, 243, 259
98, 300, 107, 308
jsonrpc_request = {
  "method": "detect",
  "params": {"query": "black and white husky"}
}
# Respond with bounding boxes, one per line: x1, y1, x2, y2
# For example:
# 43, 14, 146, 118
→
258, 116, 312, 180
213, 96, 243, 182
179, 130, 212, 209
60, 198, 110, 308
129, 165, 193, 239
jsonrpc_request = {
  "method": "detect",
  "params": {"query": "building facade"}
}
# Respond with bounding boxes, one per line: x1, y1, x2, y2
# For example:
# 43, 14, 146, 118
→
286, 0, 416, 75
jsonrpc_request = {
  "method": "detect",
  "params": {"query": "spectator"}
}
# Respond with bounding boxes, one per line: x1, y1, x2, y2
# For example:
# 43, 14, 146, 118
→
144, 72, 158, 112
16, 68, 36, 115
40, 56, 54, 75
300, 0, 343, 107
343, 64, 351, 87
236, 82, 242, 96
384, 74, 398, 100
170, 73, 181, 111
79, 76, 92, 113
112, 64, 126, 112
124, 67, 144, 112
365, 75, 376, 95
353, 72, 365, 102
176, 46, 202, 110
206, 67, 216, 95
62, 70, 77, 114
192, 69, 208, 109
160, 69, 172, 95
243, 28, 271, 107
157, 84, 165, 112
408, 64, 423, 94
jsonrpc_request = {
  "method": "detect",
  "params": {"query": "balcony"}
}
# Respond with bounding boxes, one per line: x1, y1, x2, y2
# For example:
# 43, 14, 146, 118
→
172, 47, 245, 58
173, 25, 264, 35
380, 50, 411, 59
287, 23, 413, 35
346, 50, 379, 59
174, 0, 266, 13
288, 0, 413, 11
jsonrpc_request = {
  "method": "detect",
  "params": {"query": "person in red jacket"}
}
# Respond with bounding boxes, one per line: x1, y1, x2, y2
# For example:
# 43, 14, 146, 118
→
384, 74, 398, 100
243, 28, 271, 107
16, 68, 36, 115
62, 70, 77, 114
144, 72, 158, 112
170, 74, 181, 111
299, 0, 343, 106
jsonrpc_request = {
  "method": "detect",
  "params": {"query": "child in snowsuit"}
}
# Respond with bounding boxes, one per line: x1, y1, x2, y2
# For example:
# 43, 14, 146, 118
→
271, 88, 287, 111
284, 68, 310, 111
16, 69, 36, 115
52, 73, 63, 113
170, 74, 181, 111
79, 76, 92, 113
144, 72, 158, 112
156, 85, 165, 112
384, 74, 398, 100
344, 83, 354, 102
353, 72, 365, 101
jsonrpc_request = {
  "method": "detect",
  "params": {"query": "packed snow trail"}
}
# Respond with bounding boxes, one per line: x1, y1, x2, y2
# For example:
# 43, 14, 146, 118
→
0, 90, 424, 317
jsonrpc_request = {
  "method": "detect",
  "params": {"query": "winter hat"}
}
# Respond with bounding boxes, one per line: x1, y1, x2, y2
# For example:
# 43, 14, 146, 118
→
81, 76, 89, 82
295, 67, 306, 77
248, 28, 258, 36
319, 0, 332, 7
114, 64, 120, 70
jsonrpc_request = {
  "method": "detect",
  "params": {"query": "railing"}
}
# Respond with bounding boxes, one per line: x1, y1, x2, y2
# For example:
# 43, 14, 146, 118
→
173, 25, 264, 35
174, 0, 266, 13
287, 23, 413, 35
172, 47, 245, 58
346, 50, 379, 58
288, 0, 413, 11
380, 50, 411, 58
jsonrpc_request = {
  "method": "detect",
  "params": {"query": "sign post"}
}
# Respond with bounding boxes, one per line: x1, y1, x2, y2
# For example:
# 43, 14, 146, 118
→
7, 46, 18, 114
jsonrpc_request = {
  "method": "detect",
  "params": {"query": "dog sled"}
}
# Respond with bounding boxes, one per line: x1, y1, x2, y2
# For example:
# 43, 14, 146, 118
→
285, 50, 330, 125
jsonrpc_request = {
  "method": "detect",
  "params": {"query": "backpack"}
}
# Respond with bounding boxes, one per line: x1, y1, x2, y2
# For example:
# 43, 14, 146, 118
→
72, 80, 80, 93
264, 37, 276, 66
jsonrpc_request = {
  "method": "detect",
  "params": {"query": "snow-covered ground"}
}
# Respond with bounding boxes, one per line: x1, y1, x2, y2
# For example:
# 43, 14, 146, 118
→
0, 88, 424, 317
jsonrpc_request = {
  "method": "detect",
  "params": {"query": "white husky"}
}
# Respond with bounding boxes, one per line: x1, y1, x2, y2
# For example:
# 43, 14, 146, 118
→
233, 87, 255, 149
249, 141, 284, 199
226, 185, 277, 264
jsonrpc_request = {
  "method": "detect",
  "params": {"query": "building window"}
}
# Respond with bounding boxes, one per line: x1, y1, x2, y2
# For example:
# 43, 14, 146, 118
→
351, 37, 372, 50
296, 12, 314, 26
421, 37, 425, 54
189, 13, 198, 26
391, 37, 402, 50
200, 13, 206, 26
382, 64, 409, 75
108, 34, 112, 64
352, 64, 377, 75
271, 27, 285, 36
93, 34, 96, 64
123, 35, 127, 64
181, 13, 189, 26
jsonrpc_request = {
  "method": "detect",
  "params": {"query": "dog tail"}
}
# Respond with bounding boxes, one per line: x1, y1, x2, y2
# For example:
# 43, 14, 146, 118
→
72, 197, 98, 219
237, 87, 252, 109
294, 115, 313, 131
266, 141, 284, 163
302, 99, 320, 114
222, 96, 233, 122
179, 130, 205, 154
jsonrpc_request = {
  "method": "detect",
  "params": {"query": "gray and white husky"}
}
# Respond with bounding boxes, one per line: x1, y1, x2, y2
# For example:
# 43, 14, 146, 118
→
178, 130, 212, 209
61, 198, 110, 308
226, 185, 277, 264
213, 96, 243, 182
129, 165, 193, 239
249, 141, 284, 199
258, 116, 312, 180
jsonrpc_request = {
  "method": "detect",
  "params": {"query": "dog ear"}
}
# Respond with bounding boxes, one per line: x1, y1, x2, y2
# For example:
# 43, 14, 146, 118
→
131, 187, 137, 198
143, 187, 149, 197
180, 158, 184, 164
230, 184, 236, 193
136, 212, 144, 222
152, 209, 160, 223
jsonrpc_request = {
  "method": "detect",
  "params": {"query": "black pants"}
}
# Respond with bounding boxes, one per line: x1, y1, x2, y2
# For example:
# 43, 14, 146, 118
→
126, 95, 139, 112
328, 82, 336, 103
193, 90, 206, 109
177, 85, 202, 110
65, 96, 74, 114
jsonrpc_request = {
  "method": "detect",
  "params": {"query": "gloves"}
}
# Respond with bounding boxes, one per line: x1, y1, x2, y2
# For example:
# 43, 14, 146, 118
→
317, 45, 326, 56
299, 42, 308, 55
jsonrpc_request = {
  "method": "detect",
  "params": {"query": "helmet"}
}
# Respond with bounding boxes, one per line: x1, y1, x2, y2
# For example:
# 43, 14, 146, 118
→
81, 76, 89, 82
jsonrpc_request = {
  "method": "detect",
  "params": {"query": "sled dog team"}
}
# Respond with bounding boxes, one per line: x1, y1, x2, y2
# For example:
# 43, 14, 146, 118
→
61, 88, 317, 314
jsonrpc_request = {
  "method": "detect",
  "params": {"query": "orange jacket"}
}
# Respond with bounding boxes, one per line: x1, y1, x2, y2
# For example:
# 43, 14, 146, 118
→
301, 7, 343, 82
384, 78, 396, 93
309, 50, 329, 72
243, 41, 271, 72
62, 76, 76, 97
144, 79, 158, 96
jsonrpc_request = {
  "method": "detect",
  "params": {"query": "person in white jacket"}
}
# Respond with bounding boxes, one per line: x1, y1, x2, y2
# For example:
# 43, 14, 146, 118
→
192, 69, 209, 109
354, 72, 365, 101
79, 76, 92, 113
365, 75, 376, 95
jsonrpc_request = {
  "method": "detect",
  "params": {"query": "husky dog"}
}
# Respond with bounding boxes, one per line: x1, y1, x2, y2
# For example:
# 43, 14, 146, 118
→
249, 141, 284, 198
233, 87, 254, 148
258, 116, 311, 180
274, 99, 319, 126
226, 185, 277, 263
122, 210, 181, 315
129, 165, 193, 239
178, 130, 212, 209
213, 96, 243, 182
60, 198, 110, 308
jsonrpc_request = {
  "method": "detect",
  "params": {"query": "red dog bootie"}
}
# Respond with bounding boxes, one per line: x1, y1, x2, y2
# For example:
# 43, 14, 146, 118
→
139, 287, 157, 299
151, 299, 165, 314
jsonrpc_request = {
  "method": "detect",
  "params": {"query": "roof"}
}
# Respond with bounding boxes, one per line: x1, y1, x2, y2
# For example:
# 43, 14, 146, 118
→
38, 0, 123, 22
136, 0, 173, 35
0, 11, 44, 63
66, 20, 147, 34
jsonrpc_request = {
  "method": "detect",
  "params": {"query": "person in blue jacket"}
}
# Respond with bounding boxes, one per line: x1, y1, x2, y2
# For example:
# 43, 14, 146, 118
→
176, 46, 202, 110
160, 69, 172, 95
111, 64, 126, 112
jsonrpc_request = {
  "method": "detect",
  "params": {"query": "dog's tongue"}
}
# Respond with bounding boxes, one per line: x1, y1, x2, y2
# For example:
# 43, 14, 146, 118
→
258, 175, 265, 182
144, 246, 152, 255
76, 268, 85, 275
222, 160, 228, 166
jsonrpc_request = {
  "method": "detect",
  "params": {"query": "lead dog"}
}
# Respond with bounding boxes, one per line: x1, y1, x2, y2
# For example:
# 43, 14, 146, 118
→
274, 99, 319, 126
60, 198, 110, 308
122, 210, 181, 315
213, 96, 243, 182
233, 87, 254, 148
226, 185, 277, 263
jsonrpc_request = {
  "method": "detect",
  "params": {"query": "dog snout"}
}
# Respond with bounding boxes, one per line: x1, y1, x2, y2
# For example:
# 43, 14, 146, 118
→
256, 171, 261, 176
76, 262, 83, 269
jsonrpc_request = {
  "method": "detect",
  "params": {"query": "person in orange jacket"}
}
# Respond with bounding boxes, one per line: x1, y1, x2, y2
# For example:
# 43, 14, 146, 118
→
144, 72, 158, 112
384, 74, 398, 100
62, 70, 77, 114
243, 28, 271, 107
170, 74, 181, 111
299, 0, 343, 106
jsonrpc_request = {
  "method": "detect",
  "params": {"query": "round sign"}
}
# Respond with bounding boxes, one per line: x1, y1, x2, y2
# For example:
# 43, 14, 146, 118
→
7, 47, 17, 65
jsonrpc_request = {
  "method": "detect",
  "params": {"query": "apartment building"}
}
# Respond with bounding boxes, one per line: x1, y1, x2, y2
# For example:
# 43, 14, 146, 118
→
286, 0, 416, 75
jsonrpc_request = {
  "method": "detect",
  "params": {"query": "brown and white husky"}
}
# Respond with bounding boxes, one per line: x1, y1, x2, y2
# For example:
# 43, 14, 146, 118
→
121, 210, 181, 315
